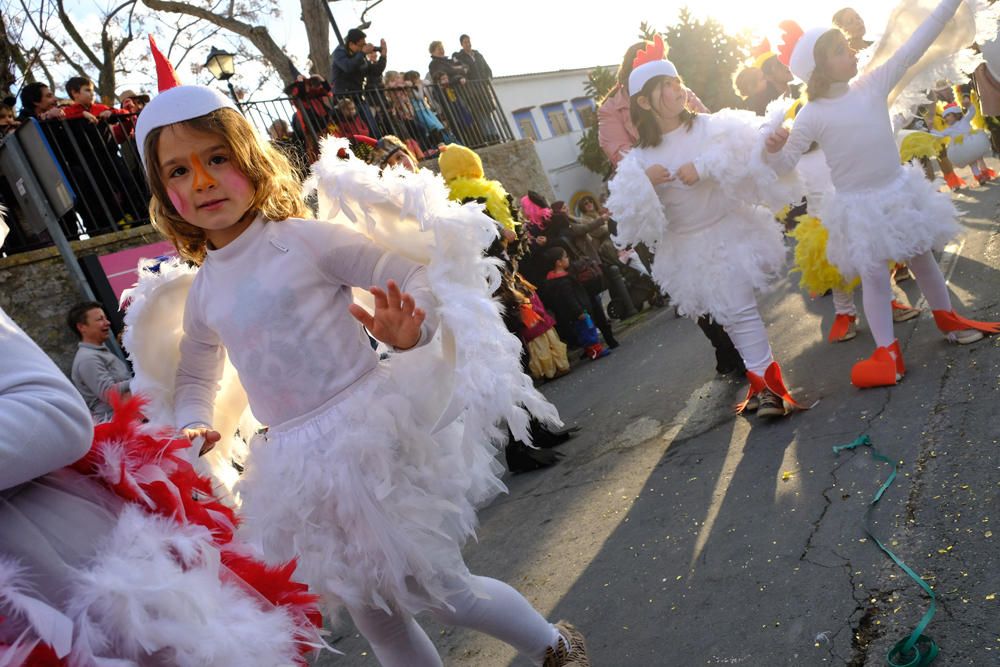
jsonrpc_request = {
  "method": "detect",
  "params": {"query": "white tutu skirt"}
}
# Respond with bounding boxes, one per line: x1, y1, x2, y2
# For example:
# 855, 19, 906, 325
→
652, 207, 787, 325
235, 363, 507, 616
820, 163, 959, 278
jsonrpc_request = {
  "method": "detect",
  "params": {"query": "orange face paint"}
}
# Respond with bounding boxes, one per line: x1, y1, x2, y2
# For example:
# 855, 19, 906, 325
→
189, 152, 218, 190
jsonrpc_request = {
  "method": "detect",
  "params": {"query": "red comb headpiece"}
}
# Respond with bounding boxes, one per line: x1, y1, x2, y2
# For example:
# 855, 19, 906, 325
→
632, 35, 666, 70
149, 35, 182, 92
777, 21, 804, 68
750, 38, 772, 59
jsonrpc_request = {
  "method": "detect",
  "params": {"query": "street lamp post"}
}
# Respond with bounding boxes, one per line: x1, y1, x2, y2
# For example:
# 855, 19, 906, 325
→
204, 47, 240, 108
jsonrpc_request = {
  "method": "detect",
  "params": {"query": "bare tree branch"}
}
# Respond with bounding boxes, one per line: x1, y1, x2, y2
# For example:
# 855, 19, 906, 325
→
141, 0, 299, 85
19, 0, 87, 78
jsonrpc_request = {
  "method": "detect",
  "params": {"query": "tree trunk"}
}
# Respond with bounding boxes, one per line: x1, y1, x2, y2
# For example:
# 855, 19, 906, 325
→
299, 0, 329, 79
0, 13, 36, 100
141, 0, 300, 86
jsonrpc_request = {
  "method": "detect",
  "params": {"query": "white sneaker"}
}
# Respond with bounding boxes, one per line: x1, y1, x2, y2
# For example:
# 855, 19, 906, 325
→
946, 329, 984, 345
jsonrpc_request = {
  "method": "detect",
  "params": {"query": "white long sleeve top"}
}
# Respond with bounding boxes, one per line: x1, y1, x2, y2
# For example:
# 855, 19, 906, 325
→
766, 0, 963, 192
174, 217, 439, 429
624, 115, 758, 235
931, 105, 977, 137
0, 307, 93, 490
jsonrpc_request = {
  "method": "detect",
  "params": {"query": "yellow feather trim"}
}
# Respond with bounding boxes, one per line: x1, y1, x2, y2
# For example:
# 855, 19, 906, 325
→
899, 131, 948, 163
788, 215, 860, 295
445, 177, 517, 231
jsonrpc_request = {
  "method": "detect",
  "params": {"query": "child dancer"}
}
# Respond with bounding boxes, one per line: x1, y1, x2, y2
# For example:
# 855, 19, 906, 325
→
766, 0, 1000, 388
932, 102, 995, 184
133, 78, 589, 666
606, 36, 804, 418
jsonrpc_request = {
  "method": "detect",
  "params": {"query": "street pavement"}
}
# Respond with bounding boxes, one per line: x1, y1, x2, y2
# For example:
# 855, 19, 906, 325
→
318, 172, 999, 666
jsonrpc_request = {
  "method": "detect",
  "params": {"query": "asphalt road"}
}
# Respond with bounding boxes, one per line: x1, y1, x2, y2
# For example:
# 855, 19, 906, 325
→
318, 171, 999, 666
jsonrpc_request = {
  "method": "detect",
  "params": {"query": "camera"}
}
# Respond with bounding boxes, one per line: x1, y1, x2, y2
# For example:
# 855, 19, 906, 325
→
370, 44, 383, 54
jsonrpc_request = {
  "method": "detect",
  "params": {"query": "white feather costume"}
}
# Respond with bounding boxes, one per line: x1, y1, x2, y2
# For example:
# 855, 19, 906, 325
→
606, 109, 801, 325
119, 136, 560, 618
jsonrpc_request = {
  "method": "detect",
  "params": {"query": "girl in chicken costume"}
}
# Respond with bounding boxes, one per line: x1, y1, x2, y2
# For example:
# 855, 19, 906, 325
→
0, 206, 324, 665
125, 40, 590, 667
606, 36, 806, 418
766, 0, 1000, 389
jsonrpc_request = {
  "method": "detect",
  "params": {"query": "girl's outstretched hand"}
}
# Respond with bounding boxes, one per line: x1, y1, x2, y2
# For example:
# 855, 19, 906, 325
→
766, 127, 790, 153
349, 280, 426, 351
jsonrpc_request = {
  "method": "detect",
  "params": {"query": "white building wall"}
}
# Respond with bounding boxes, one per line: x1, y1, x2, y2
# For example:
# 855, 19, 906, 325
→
492, 66, 614, 210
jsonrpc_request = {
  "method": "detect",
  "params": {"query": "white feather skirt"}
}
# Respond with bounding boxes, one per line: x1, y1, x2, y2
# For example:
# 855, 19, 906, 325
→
820, 164, 959, 278
235, 363, 507, 616
651, 207, 787, 326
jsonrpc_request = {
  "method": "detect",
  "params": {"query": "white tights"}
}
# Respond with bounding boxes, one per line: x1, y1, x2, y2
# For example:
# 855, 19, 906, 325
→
860, 250, 952, 348
721, 284, 774, 376
348, 575, 561, 667
832, 288, 857, 316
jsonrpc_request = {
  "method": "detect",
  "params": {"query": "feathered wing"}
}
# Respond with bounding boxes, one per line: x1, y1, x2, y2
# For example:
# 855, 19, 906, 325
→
306, 136, 560, 448
694, 109, 805, 212
120, 259, 253, 496
606, 149, 668, 251
860, 0, 1000, 121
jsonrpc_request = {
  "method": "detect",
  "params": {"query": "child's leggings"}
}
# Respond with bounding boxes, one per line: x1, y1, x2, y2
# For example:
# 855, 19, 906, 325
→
859, 250, 952, 348
347, 575, 561, 667
720, 283, 774, 376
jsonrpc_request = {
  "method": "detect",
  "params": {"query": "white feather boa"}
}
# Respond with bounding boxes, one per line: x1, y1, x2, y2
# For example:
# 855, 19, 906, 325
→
693, 109, 804, 211
121, 260, 252, 497
605, 150, 667, 251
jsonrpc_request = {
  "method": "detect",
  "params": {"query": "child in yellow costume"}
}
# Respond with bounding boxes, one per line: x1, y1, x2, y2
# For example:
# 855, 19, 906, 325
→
437, 144, 571, 380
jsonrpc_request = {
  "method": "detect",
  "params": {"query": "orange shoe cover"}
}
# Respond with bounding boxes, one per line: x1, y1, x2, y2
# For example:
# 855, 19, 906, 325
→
943, 172, 967, 190
735, 370, 767, 414
983, 168, 997, 181
890, 299, 911, 311
851, 346, 900, 388
888, 340, 905, 376
828, 313, 856, 343
932, 309, 1000, 334
763, 361, 809, 410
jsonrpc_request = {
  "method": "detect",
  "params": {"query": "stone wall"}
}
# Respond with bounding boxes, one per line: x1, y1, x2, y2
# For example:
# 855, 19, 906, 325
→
0, 225, 165, 374
2, 139, 554, 374
421, 139, 556, 202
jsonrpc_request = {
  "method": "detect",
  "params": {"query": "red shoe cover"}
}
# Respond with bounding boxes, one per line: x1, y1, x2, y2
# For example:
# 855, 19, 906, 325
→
763, 361, 808, 410
735, 370, 767, 414
888, 340, 905, 376
984, 168, 997, 180
851, 347, 898, 388
828, 313, 856, 343
890, 300, 910, 311
932, 309, 1000, 334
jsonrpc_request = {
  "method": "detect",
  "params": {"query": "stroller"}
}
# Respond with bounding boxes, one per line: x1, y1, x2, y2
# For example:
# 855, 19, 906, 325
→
605, 247, 666, 320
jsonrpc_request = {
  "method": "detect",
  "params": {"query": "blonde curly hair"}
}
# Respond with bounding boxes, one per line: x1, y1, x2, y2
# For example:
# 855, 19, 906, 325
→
144, 107, 307, 265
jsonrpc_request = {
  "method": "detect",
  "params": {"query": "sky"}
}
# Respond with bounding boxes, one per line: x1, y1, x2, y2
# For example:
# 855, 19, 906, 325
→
77, 0, 899, 100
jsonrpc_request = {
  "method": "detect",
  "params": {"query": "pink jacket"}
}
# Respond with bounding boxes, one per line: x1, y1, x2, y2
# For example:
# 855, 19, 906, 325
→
597, 85, 710, 166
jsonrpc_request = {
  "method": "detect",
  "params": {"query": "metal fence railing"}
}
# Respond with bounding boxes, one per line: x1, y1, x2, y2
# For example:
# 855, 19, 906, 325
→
1, 114, 150, 256
0, 79, 513, 257
241, 78, 514, 168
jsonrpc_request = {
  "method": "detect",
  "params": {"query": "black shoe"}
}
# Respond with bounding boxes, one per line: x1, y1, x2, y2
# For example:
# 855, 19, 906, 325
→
605, 335, 620, 349
532, 423, 581, 448
505, 442, 563, 473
